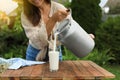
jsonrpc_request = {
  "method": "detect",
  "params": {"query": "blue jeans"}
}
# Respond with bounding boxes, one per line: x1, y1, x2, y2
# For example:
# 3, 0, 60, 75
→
26, 44, 62, 61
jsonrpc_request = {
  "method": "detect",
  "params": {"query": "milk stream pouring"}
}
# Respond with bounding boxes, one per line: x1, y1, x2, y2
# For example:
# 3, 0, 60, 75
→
49, 33, 59, 72
56, 12, 95, 58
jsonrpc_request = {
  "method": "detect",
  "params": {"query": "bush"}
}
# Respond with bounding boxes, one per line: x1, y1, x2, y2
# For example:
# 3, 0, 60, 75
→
82, 49, 115, 66
62, 47, 114, 66
96, 16, 120, 63
70, 0, 102, 34
0, 17, 27, 59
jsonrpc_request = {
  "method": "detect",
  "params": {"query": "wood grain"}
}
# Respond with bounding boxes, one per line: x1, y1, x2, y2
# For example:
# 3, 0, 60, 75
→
0, 60, 115, 80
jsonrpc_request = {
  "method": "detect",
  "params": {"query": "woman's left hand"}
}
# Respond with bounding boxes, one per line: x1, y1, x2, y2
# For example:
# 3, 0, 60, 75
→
89, 34, 95, 39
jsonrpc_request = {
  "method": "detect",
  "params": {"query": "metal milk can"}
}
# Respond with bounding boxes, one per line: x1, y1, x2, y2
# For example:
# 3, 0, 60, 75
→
56, 17, 95, 58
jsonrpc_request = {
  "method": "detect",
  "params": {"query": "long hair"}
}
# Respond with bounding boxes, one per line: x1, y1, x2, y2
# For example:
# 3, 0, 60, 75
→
23, 0, 51, 26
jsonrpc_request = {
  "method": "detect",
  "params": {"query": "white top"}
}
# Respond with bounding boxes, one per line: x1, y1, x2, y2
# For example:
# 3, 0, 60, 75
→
21, 1, 67, 49
21, 1, 67, 61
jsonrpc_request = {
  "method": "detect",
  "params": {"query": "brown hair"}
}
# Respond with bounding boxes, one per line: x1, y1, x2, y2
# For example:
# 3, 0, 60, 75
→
23, 0, 51, 26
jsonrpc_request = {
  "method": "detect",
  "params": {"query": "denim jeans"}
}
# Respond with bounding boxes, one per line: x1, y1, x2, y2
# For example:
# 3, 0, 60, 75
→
26, 44, 62, 61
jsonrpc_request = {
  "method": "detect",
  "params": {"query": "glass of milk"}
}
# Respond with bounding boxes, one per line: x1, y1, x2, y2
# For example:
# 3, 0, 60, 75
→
49, 51, 59, 72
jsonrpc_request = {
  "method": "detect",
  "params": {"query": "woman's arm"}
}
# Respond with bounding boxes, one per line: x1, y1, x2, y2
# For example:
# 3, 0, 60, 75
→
46, 9, 69, 37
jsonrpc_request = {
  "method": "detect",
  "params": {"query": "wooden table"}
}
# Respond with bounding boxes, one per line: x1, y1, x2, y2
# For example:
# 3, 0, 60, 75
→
0, 60, 115, 80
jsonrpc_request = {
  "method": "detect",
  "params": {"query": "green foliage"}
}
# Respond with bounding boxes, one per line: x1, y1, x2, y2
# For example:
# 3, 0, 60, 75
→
70, 0, 102, 34
60, 0, 71, 8
63, 47, 114, 66
0, 17, 27, 59
63, 47, 79, 60
3, 45, 26, 58
96, 16, 120, 63
103, 65, 120, 80
0, 1, 27, 59
82, 49, 115, 66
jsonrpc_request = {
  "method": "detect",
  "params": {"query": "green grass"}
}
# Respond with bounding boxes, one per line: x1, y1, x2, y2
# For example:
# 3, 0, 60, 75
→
102, 64, 120, 80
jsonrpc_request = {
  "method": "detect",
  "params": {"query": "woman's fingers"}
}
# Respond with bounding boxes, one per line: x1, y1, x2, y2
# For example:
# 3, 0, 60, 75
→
89, 34, 95, 39
52, 9, 69, 22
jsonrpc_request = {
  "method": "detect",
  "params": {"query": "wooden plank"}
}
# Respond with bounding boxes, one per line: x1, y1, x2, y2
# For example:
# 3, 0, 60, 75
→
20, 65, 34, 79
80, 61, 104, 79
73, 61, 92, 75
42, 62, 64, 79
67, 61, 84, 79
64, 61, 84, 80
88, 61, 115, 78
42, 78, 62, 80
0, 69, 14, 77
0, 77, 9, 80
8, 68, 24, 77
13, 77, 20, 80
0, 61, 115, 80
1, 77, 20, 80
29, 64, 45, 79
59, 61, 75, 79
43, 61, 79, 79
10, 77, 20, 80
74, 61, 96, 79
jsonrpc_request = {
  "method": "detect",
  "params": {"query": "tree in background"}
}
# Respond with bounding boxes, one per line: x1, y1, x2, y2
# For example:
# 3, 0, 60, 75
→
70, 0, 102, 34
96, 16, 120, 64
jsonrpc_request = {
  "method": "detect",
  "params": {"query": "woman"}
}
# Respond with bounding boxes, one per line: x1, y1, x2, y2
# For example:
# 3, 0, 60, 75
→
21, 0, 95, 61
21, 0, 69, 61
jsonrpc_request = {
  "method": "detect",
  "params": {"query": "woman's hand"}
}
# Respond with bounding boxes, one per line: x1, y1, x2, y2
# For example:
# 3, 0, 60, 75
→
52, 9, 69, 22
89, 34, 95, 39
46, 9, 69, 37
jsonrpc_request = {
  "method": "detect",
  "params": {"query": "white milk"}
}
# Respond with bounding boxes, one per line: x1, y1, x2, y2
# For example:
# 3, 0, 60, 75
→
49, 51, 59, 72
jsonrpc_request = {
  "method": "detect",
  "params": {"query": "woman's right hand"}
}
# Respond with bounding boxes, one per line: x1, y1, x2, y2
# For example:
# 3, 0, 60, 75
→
52, 9, 69, 22
46, 9, 69, 37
